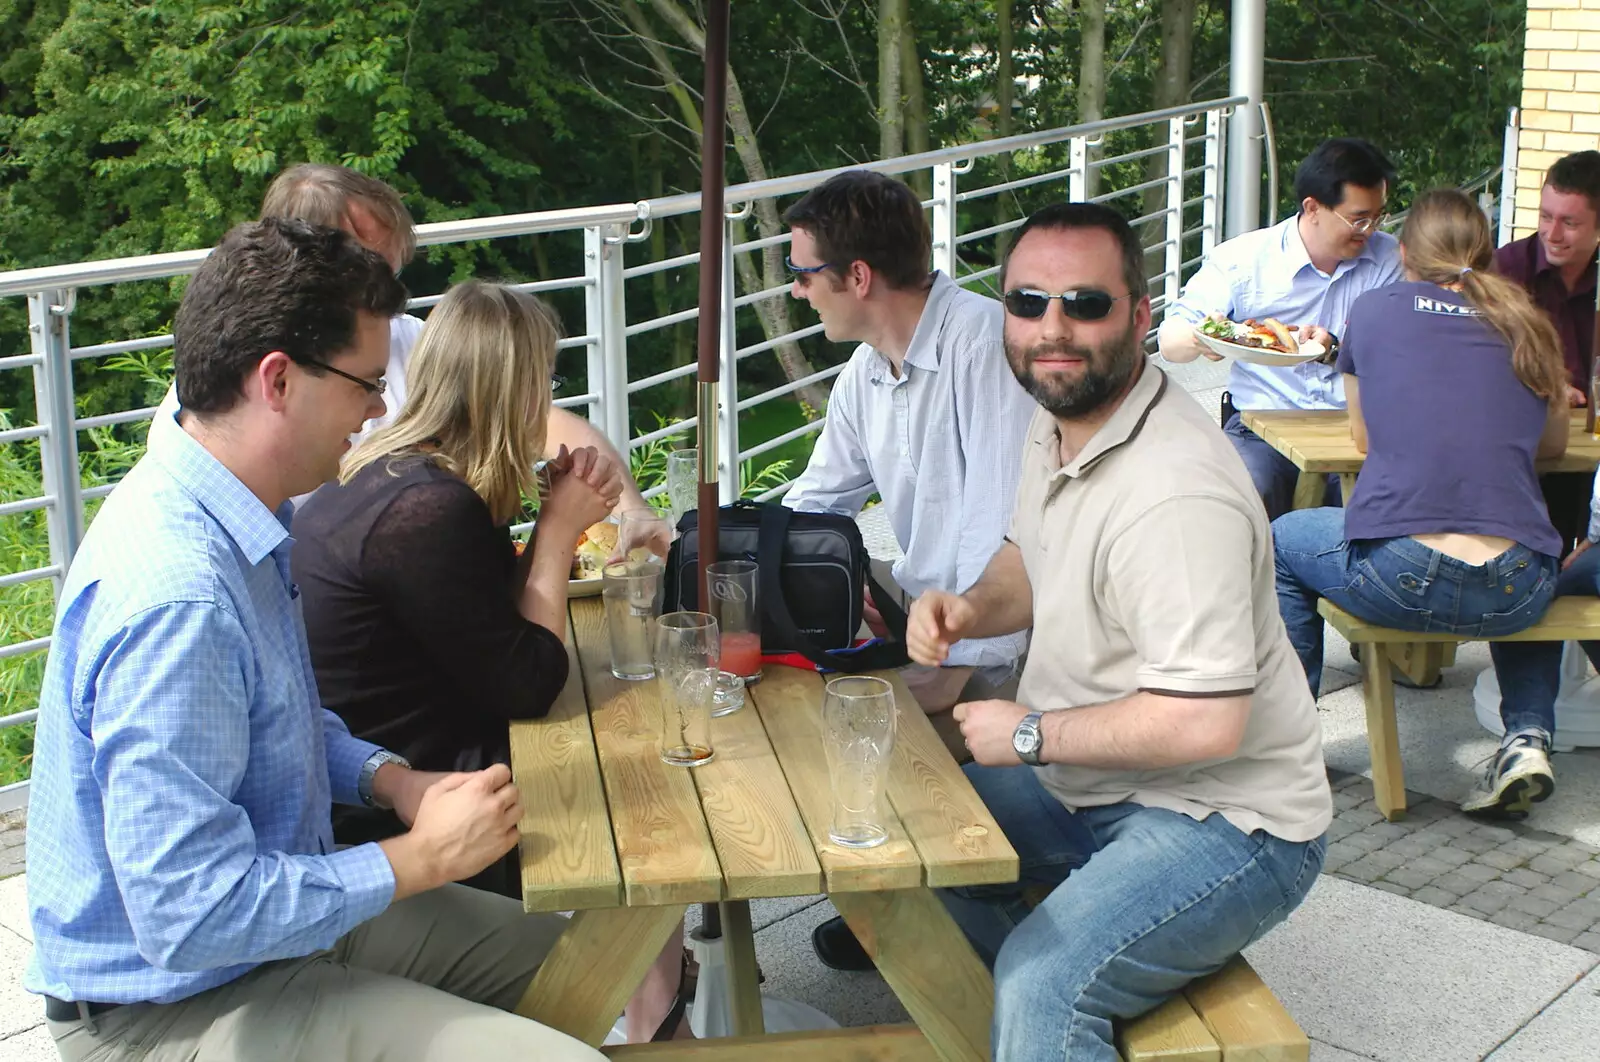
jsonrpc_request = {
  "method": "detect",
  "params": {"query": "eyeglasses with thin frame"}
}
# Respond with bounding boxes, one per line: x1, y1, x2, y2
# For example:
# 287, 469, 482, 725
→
1002, 288, 1132, 322
1328, 208, 1388, 235
784, 255, 834, 277
305, 359, 387, 396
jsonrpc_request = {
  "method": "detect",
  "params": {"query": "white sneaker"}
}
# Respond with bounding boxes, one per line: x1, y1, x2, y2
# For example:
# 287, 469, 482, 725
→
1461, 735, 1555, 819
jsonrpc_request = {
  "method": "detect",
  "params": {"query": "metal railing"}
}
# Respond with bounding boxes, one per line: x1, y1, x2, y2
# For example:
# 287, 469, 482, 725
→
0, 97, 1248, 767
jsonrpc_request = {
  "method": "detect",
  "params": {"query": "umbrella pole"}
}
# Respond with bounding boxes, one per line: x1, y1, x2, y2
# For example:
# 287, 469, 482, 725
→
693, 0, 732, 946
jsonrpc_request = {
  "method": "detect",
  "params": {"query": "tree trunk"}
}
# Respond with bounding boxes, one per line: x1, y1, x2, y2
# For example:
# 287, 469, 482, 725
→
1141, 0, 1198, 292
644, 0, 828, 416
994, 0, 1016, 265
1077, 0, 1107, 199
901, 14, 930, 201
877, 0, 906, 160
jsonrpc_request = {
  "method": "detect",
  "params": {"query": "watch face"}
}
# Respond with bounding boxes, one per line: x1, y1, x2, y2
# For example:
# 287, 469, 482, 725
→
1015, 726, 1041, 755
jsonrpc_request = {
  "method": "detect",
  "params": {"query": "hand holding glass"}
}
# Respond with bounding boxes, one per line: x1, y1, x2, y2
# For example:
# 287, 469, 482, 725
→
822, 676, 897, 848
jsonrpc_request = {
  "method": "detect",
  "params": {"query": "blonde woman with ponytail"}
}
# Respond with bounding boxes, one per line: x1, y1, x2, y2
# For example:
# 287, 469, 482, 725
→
291, 282, 698, 1042
1273, 188, 1569, 820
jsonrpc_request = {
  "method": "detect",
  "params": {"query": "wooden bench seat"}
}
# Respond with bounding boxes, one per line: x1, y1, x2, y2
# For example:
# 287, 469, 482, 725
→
1318, 596, 1600, 822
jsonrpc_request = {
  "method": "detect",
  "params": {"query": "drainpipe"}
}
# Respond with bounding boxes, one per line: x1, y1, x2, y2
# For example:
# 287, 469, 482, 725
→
1226, 0, 1267, 237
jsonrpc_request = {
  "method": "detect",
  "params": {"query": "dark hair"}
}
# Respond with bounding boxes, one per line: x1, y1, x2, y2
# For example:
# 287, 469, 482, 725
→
1546, 150, 1600, 218
999, 202, 1147, 301
174, 218, 409, 415
1293, 138, 1397, 210
782, 170, 931, 291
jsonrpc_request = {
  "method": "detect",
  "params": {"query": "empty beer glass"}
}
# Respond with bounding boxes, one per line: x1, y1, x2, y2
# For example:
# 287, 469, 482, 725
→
655, 611, 720, 767
603, 559, 664, 680
665, 449, 699, 528
821, 675, 897, 848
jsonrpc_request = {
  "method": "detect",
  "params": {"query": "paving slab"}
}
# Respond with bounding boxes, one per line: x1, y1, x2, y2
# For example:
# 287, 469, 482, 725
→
750, 900, 908, 1029
0, 931, 38, 1040
1486, 963, 1600, 1061
1310, 1042, 1377, 1062
0, 1026, 53, 1062
0, 879, 27, 945
1245, 876, 1596, 1062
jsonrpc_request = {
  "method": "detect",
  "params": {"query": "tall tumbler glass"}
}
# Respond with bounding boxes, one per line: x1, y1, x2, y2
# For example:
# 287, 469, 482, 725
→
822, 675, 897, 848
665, 449, 699, 528
706, 559, 760, 716
602, 558, 664, 680
617, 506, 674, 561
655, 611, 720, 767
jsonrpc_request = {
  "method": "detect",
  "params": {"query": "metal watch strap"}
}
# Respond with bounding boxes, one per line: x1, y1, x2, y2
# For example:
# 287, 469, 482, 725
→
358, 750, 411, 809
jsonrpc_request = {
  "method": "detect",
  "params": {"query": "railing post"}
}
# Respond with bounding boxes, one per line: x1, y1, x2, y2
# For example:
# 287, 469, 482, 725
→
586, 224, 631, 455
29, 289, 82, 592
1069, 137, 1088, 202
1499, 106, 1521, 247
1202, 108, 1226, 260
718, 213, 740, 504
931, 163, 959, 278
1164, 117, 1186, 317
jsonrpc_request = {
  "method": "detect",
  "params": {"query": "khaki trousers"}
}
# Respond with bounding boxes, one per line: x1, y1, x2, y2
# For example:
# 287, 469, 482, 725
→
46, 885, 603, 1062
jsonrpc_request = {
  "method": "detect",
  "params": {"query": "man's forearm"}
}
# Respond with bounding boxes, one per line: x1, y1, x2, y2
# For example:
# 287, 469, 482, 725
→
1039, 690, 1251, 770
546, 407, 647, 509
959, 543, 1034, 640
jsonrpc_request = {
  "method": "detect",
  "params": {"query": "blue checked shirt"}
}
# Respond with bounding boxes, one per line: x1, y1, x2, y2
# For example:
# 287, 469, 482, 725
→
24, 409, 395, 1005
1167, 215, 1404, 411
784, 272, 1035, 669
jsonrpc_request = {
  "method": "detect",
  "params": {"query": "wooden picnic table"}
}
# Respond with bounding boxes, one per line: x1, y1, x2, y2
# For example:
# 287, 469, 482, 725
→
1241, 409, 1600, 511
1242, 408, 1600, 686
507, 595, 1020, 1062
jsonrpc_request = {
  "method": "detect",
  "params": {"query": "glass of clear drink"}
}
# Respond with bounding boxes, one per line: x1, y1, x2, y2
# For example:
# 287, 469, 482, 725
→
654, 611, 720, 767
665, 449, 699, 528
617, 506, 674, 561
602, 558, 665, 680
822, 675, 897, 848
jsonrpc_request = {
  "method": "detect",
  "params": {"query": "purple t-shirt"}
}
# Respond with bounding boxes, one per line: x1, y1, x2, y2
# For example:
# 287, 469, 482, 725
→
1336, 281, 1561, 557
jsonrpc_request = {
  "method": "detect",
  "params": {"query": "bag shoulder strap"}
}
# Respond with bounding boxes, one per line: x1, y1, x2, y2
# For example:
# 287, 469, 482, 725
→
757, 503, 909, 673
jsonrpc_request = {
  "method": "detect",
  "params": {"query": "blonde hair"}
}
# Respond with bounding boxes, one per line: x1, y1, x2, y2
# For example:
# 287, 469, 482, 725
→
1400, 189, 1568, 406
342, 281, 557, 523
260, 163, 418, 267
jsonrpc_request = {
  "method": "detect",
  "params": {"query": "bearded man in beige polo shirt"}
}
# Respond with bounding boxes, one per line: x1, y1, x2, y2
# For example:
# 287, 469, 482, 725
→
907, 202, 1332, 1062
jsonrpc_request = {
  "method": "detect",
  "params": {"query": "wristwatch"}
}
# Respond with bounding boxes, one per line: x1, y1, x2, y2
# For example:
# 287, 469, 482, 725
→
358, 750, 411, 809
1012, 711, 1044, 766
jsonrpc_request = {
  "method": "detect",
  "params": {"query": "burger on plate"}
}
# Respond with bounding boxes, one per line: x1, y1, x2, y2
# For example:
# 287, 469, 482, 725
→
571, 520, 618, 580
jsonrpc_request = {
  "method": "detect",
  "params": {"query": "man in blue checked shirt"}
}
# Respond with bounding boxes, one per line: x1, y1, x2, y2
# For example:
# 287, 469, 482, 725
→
24, 219, 604, 1062
1158, 138, 1406, 520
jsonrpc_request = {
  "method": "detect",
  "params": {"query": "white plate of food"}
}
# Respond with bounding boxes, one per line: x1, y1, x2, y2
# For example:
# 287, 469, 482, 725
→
1192, 315, 1325, 366
567, 520, 617, 596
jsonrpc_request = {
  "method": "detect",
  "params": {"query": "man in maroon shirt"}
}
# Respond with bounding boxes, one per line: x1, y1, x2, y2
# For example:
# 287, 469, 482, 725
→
1495, 151, 1599, 402
1496, 150, 1600, 553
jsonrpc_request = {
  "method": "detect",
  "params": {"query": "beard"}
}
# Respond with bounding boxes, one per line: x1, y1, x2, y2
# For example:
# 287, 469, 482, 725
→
1005, 319, 1141, 419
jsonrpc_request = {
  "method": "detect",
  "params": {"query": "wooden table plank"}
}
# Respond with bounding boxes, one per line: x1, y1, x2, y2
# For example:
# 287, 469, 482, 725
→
571, 598, 725, 907
602, 1025, 942, 1061
750, 666, 924, 893
871, 669, 1019, 890
1243, 410, 1600, 476
1183, 957, 1309, 1062
1117, 995, 1221, 1061
690, 682, 823, 900
511, 619, 624, 913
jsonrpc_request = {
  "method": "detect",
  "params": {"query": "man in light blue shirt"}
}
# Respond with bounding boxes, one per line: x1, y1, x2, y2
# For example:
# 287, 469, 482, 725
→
1159, 138, 1405, 519
780, 171, 1038, 973
26, 218, 603, 1062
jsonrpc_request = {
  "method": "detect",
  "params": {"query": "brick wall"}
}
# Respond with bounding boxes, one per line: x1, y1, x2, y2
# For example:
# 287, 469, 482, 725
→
1514, 0, 1600, 239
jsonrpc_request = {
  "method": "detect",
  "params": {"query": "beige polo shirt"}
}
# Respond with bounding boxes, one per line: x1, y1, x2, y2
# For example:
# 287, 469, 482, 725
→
1009, 364, 1331, 843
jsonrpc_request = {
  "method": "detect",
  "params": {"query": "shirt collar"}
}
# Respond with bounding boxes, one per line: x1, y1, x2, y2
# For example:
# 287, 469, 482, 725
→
1282, 213, 1384, 277
1033, 362, 1169, 480
146, 409, 292, 567
868, 271, 954, 382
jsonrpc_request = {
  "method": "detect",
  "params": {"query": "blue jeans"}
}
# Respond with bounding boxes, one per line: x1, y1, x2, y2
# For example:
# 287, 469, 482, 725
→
1554, 542, 1600, 670
1223, 413, 1342, 521
940, 765, 1325, 1062
1272, 507, 1561, 740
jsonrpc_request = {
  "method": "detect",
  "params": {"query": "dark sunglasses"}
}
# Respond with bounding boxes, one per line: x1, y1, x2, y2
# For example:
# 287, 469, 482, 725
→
784, 255, 834, 277
1002, 288, 1131, 322
550, 373, 567, 394
305, 359, 387, 396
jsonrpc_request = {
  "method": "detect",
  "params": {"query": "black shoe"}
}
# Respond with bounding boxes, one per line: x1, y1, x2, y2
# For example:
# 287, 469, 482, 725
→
811, 915, 874, 971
